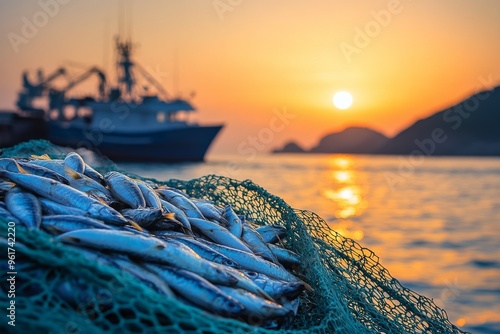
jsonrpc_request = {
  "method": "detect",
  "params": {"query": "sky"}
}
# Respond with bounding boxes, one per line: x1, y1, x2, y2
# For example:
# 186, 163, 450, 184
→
1, 0, 499, 153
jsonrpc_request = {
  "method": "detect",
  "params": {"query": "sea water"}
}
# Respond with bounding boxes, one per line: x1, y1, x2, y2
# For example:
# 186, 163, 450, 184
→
119, 154, 500, 333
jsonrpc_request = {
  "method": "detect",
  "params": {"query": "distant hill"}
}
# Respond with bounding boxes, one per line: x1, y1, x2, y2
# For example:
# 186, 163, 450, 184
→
310, 127, 388, 153
274, 127, 389, 154
272, 141, 305, 153
274, 86, 500, 156
379, 86, 500, 155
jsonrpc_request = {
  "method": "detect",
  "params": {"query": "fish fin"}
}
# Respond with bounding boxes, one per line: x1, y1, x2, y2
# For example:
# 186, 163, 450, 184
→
64, 165, 82, 179
181, 227, 194, 236
13, 160, 28, 174
163, 212, 175, 220
129, 220, 144, 232
258, 290, 276, 302
63, 236, 81, 243
302, 280, 313, 292
31, 154, 51, 160
44, 226, 63, 235
89, 192, 108, 205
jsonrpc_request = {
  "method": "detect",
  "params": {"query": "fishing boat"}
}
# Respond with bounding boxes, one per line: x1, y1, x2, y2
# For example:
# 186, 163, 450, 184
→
0, 37, 223, 162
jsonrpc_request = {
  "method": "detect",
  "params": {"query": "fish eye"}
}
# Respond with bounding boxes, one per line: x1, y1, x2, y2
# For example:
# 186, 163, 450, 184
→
213, 296, 224, 307
228, 301, 239, 310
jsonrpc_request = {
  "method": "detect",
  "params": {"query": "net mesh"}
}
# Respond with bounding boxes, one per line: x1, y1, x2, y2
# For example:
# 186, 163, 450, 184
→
0, 140, 467, 333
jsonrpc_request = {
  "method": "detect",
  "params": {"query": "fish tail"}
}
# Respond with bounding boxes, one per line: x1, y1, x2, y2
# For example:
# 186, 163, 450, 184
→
13, 160, 28, 174
129, 220, 144, 232
163, 212, 176, 220
31, 154, 51, 160
64, 165, 82, 179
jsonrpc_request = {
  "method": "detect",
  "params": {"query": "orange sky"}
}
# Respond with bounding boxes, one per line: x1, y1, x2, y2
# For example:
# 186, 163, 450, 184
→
1, 0, 499, 153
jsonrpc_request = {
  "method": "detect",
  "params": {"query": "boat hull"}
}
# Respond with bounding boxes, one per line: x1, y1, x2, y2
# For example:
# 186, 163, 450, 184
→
0, 111, 47, 148
48, 122, 223, 162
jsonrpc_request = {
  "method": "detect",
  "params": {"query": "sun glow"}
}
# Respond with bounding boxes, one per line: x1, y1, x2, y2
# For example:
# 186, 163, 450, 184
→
333, 91, 353, 110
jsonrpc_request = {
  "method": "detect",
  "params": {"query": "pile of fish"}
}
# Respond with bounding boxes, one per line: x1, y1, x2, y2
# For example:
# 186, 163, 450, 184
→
0, 152, 307, 329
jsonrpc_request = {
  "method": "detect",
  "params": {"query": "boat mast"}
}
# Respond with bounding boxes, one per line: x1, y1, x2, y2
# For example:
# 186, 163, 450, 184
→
116, 37, 135, 99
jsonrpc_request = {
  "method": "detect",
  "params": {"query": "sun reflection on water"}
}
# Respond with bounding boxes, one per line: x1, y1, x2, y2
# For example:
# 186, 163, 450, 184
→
333, 170, 351, 183
324, 156, 365, 241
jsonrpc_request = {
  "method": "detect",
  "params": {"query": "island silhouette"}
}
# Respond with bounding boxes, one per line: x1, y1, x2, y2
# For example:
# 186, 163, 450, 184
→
274, 86, 500, 156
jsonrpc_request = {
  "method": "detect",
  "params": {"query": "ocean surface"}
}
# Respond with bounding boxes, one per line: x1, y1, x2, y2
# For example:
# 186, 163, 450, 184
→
119, 154, 500, 334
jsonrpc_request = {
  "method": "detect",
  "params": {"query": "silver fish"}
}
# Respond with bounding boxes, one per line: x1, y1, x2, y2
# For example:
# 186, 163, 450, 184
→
198, 239, 300, 283
217, 286, 291, 319
27, 159, 67, 176
0, 169, 128, 225
222, 265, 275, 301
269, 244, 301, 266
0, 202, 20, 224
157, 188, 205, 219
39, 197, 89, 216
170, 236, 240, 268
64, 152, 85, 174
188, 218, 252, 253
83, 164, 105, 185
0, 158, 69, 184
57, 229, 238, 286
241, 223, 280, 264
5, 186, 42, 229
136, 181, 163, 209
120, 208, 164, 227
68, 246, 117, 267
241, 270, 304, 300
0, 180, 15, 196
146, 264, 245, 317
256, 225, 287, 244
156, 186, 190, 198
153, 230, 187, 238
113, 224, 153, 237
222, 205, 243, 238
42, 215, 112, 233
149, 219, 180, 231
112, 257, 175, 299
159, 199, 192, 232
105, 171, 146, 208
193, 200, 227, 224
64, 166, 112, 197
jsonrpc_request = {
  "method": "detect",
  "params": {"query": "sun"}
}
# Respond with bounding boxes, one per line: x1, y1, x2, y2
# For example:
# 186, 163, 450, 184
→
333, 91, 353, 110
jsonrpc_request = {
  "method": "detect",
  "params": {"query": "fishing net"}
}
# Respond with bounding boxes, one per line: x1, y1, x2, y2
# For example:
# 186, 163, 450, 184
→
0, 140, 466, 333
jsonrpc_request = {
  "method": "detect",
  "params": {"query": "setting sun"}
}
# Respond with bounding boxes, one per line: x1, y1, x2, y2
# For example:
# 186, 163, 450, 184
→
333, 91, 353, 110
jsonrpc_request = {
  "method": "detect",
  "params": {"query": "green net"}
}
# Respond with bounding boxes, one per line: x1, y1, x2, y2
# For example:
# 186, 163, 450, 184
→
0, 140, 467, 333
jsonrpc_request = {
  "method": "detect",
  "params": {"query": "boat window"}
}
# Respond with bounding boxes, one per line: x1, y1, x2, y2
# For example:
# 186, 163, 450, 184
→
63, 106, 76, 120
157, 112, 166, 123
77, 107, 93, 118
49, 109, 59, 120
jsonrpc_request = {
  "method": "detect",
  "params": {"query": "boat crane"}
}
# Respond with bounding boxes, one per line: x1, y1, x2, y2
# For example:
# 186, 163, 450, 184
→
16, 67, 67, 111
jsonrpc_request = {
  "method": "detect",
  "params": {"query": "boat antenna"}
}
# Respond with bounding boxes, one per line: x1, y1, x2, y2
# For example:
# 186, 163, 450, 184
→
126, 0, 133, 42
135, 63, 170, 100
118, 0, 125, 38
173, 47, 179, 97
103, 18, 110, 75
